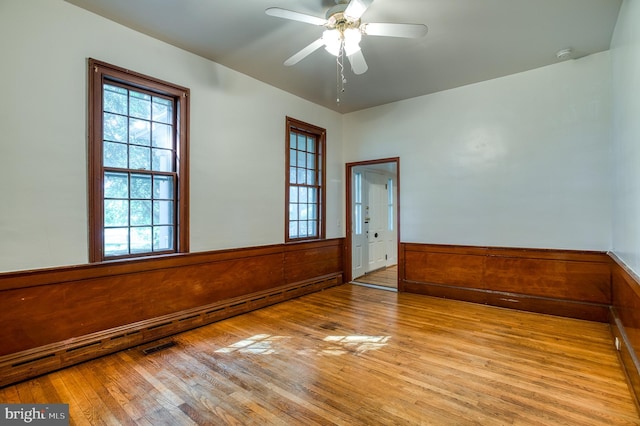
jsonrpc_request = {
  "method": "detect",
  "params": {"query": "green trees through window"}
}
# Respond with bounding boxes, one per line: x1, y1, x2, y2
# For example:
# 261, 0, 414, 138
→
88, 60, 189, 261
285, 117, 326, 242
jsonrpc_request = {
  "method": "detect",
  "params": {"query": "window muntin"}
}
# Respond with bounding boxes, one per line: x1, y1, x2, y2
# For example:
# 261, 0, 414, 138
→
89, 59, 189, 262
286, 117, 326, 242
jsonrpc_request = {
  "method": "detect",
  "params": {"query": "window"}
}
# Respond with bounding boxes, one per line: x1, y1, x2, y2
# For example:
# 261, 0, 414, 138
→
354, 172, 363, 235
387, 177, 394, 231
285, 117, 326, 242
88, 59, 189, 261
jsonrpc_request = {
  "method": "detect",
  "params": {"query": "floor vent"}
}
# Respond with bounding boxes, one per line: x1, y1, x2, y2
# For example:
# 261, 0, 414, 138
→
142, 341, 176, 355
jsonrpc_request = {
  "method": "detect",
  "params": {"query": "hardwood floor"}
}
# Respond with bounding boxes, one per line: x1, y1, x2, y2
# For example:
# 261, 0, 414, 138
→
1, 284, 637, 425
353, 265, 397, 289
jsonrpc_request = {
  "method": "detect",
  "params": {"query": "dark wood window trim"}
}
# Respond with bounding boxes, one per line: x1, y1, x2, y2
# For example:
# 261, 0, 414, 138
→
88, 59, 190, 262
285, 117, 326, 243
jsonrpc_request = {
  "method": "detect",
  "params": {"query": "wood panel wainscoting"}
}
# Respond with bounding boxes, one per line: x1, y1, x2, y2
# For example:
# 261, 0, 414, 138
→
610, 254, 640, 408
400, 243, 612, 322
0, 239, 344, 387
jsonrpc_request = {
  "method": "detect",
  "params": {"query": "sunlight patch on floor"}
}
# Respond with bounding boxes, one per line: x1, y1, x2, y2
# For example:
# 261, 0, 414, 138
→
215, 334, 391, 355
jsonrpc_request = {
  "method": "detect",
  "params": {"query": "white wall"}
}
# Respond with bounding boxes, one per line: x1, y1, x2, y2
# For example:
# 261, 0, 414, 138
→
611, 0, 640, 275
344, 52, 612, 250
0, 0, 344, 272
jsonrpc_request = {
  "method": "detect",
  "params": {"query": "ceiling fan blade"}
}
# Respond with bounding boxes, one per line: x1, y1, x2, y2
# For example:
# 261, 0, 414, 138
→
363, 22, 428, 38
284, 38, 326, 66
347, 50, 368, 75
265, 7, 327, 26
344, 0, 373, 19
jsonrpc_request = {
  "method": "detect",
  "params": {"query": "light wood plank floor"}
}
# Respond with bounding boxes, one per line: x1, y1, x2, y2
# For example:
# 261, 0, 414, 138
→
1, 284, 638, 425
353, 265, 397, 289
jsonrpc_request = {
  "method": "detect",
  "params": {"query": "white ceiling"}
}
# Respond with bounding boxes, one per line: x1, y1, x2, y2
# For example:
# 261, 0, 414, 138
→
65, 0, 621, 113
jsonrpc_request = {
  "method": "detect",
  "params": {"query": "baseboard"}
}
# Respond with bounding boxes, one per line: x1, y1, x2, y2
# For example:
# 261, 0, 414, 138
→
609, 253, 640, 411
0, 273, 342, 388
402, 280, 610, 322
610, 306, 640, 411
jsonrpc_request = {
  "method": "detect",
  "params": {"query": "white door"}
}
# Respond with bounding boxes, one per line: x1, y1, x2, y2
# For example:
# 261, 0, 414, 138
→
385, 176, 398, 266
351, 171, 366, 279
366, 171, 388, 272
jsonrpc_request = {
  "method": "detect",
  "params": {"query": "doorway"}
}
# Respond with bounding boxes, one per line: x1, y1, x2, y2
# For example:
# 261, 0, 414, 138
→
345, 158, 400, 290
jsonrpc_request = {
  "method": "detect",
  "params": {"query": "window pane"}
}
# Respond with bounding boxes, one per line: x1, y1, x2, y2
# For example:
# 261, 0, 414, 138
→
154, 175, 174, 199
153, 200, 174, 225
104, 228, 129, 256
129, 118, 151, 146
297, 134, 306, 151
129, 145, 151, 170
307, 170, 315, 185
308, 220, 318, 237
299, 221, 308, 237
289, 167, 297, 184
104, 142, 128, 168
103, 113, 127, 142
298, 187, 307, 205
309, 204, 317, 220
104, 172, 128, 198
289, 186, 298, 203
154, 226, 174, 251
131, 174, 152, 199
289, 149, 297, 168
299, 151, 308, 168
152, 97, 173, 124
130, 200, 152, 226
104, 200, 129, 226
307, 138, 315, 153
104, 85, 127, 115
299, 204, 308, 220
388, 178, 394, 231
129, 91, 151, 119
152, 123, 173, 149
289, 221, 298, 239
297, 168, 306, 185
307, 153, 315, 169
152, 148, 173, 172
289, 133, 296, 149
131, 227, 152, 253
308, 187, 317, 203
289, 203, 298, 220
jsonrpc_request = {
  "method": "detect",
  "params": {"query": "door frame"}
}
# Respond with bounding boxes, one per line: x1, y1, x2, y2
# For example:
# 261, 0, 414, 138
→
345, 157, 402, 289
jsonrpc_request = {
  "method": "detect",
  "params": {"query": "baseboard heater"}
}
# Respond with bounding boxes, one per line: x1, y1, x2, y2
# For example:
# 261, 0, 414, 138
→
0, 273, 342, 388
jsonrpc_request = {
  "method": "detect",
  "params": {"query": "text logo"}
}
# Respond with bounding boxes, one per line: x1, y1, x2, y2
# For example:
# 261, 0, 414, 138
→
0, 404, 68, 426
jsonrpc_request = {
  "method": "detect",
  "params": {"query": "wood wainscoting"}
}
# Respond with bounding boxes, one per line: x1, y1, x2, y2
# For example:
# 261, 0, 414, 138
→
0, 239, 344, 387
610, 254, 640, 408
400, 243, 612, 322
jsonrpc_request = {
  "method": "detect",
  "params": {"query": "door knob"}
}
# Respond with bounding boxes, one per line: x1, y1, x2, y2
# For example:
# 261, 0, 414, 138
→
374, 232, 378, 238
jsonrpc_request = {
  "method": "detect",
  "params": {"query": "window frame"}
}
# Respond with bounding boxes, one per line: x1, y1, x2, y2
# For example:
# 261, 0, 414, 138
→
285, 116, 326, 242
88, 59, 190, 262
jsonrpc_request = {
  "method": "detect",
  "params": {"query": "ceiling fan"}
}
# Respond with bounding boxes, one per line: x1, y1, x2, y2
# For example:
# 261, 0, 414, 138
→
265, 0, 428, 75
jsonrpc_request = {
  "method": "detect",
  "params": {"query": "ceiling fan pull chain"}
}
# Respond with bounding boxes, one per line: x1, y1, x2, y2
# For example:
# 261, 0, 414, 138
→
336, 42, 347, 104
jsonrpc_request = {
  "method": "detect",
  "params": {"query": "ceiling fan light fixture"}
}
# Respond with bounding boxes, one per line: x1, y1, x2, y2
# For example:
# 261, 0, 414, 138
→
322, 29, 342, 56
343, 27, 362, 55
322, 27, 362, 57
